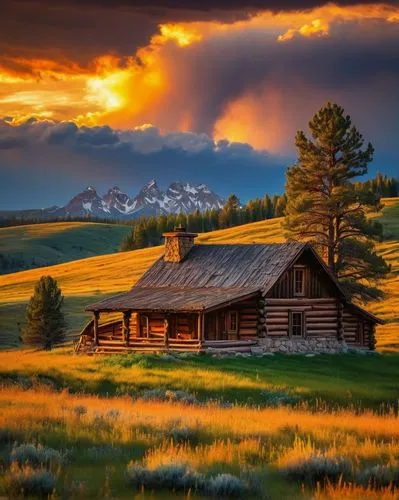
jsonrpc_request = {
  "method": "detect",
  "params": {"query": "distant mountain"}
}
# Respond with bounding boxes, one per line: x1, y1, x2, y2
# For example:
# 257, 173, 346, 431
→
0, 180, 225, 221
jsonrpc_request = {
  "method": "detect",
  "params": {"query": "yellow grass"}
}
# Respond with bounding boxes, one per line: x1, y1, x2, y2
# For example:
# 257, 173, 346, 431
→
1, 385, 398, 498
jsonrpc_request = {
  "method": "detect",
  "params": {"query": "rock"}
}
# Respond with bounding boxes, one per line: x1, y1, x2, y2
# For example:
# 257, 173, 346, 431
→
262, 352, 275, 356
250, 347, 264, 356
305, 353, 316, 357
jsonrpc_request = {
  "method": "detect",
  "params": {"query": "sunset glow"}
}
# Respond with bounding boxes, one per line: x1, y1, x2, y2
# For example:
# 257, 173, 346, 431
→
1, 2, 398, 151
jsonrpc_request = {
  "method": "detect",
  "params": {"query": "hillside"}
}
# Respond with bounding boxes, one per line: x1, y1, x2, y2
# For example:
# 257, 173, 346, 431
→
0, 201, 397, 350
0, 222, 131, 274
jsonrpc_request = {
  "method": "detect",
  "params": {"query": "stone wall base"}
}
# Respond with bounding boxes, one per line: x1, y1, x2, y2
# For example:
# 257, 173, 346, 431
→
259, 337, 348, 354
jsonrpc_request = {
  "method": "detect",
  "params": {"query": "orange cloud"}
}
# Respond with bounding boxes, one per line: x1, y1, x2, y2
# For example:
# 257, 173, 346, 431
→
1, 3, 398, 150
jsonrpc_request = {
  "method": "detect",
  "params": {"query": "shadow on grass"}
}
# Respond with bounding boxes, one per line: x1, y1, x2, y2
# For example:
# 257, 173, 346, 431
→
2, 352, 399, 411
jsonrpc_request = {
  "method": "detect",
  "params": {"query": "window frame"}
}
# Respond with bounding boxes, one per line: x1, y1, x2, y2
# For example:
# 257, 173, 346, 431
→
226, 310, 239, 334
289, 310, 305, 338
293, 266, 306, 297
140, 314, 150, 338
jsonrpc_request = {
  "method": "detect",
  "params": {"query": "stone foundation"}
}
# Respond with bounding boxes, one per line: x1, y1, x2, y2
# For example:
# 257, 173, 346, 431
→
259, 337, 347, 354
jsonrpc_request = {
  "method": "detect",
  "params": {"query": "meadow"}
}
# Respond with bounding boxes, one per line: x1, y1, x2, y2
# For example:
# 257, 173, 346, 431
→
0, 201, 399, 498
1, 349, 399, 498
0, 222, 131, 274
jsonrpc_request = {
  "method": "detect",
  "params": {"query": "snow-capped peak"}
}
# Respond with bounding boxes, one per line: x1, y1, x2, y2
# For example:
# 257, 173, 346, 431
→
50, 180, 225, 219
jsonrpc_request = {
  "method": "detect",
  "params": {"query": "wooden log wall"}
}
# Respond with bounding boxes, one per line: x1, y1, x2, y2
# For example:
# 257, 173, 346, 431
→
265, 298, 339, 338
257, 292, 268, 338
342, 309, 371, 347
238, 297, 259, 340
204, 297, 259, 341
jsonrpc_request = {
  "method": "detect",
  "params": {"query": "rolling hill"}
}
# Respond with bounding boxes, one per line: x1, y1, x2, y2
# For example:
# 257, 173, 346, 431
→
0, 222, 131, 274
0, 200, 397, 350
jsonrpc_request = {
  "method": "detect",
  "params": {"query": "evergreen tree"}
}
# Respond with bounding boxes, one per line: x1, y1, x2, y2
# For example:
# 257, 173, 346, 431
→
284, 102, 390, 301
22, 276, 66, 350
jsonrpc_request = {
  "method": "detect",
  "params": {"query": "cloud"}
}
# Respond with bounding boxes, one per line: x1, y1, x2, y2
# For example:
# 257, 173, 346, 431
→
1, 3, 398, 157
1, 1, 398, 209
0, 119, 285, 209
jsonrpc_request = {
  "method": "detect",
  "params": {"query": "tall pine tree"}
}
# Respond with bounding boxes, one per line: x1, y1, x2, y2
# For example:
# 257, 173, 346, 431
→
284, 102, 390, 301
22, 276, 66, 350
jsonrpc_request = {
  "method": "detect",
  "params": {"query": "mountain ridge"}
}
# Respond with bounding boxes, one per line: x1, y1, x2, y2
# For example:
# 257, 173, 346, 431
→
0, 180, 225, 221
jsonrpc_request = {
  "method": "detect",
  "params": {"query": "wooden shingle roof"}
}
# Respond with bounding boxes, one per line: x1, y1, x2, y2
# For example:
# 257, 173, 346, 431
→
136, 243, 306, 289
86, 243, 308, 312
86, 286, 260, 313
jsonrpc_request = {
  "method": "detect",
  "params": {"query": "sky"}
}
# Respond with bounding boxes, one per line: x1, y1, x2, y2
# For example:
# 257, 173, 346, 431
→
0, 0, 398, 209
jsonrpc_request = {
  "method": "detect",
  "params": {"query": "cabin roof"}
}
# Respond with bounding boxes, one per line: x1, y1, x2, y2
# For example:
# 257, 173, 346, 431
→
345, 301, 384, 325
136, 242, 306, 289
85, 242, 380, 324
85, 286, 260, 312
87, 242, 308, 312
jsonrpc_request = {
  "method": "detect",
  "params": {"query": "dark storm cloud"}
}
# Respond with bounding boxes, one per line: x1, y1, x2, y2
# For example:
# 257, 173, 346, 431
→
0, 119, 285, 209
2, 0, 398, 71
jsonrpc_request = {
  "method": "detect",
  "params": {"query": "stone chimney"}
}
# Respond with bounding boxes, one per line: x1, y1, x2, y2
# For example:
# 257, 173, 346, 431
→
163, 225, 198, 263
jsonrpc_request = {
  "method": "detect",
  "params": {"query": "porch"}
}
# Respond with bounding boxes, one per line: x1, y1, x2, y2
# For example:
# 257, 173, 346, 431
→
76, 286, 261, 354
75, 309, 259, 354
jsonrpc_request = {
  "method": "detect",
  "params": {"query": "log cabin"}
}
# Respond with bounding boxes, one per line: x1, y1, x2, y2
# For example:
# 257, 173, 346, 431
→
76, 227, 382, 354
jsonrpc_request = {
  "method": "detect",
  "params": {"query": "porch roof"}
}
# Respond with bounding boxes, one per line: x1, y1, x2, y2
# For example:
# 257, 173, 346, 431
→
85, 286, 260, 313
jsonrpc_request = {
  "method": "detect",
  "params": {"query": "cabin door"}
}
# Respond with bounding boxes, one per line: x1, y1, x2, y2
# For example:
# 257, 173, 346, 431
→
205, 312, 227, 340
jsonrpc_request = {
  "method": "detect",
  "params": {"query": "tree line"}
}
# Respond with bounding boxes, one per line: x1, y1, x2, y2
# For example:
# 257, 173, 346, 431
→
0, 173, 396, 230
120, 193, 288, 251
120, 173, 397, 252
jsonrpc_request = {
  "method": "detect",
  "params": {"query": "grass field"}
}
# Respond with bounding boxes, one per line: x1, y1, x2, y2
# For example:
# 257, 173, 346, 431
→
0, 221, 131, 274
0, 350, 398, 498
0, 200, 397, 350
0, 202, 398, 498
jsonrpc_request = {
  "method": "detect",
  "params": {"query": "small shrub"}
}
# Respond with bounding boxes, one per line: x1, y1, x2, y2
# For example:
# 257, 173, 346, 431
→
281, 455, 352, 486
141, 388, 197, 404
126, 462, 250, 497
10, 443, 66, 468
165, 390, 197, 405
141, 388, 165, 401
206, 473, 245, 497
106, 409, 120, 420
1, 463, 56, 497
73, 405, 87, 418
126, 462, 200, 491
260, 389, 300, 406
357, 465, 399, 488
167, 426, 195, 442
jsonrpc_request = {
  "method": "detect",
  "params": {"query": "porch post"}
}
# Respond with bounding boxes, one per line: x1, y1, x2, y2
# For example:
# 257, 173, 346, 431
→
201, 312, 205, 342
93, 311, 100, 346
123, 311, 131, 347
164, 314, 169, 349
197, 312, 201, 341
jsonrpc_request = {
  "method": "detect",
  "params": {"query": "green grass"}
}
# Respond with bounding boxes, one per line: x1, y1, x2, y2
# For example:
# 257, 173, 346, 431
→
0, 222, 131, 273
0, 349, 398, 410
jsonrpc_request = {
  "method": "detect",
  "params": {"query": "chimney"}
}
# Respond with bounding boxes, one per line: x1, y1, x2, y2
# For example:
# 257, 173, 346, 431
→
163, 225, 198, 263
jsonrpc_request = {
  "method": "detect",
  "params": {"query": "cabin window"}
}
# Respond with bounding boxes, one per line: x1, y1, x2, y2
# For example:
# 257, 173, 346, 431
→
289, 311, 304, 337
140, 315, 150, 337
227, 311, 238, 333
294, 267, 305, 296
